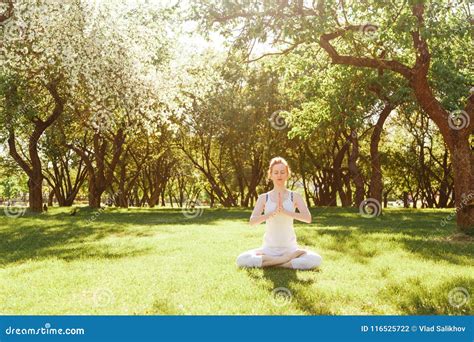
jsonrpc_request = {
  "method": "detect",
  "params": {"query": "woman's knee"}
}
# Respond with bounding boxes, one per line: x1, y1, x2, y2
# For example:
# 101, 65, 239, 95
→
236, 251, 261, 268
236, 253, 250, 267
308, 253, 322, 268
292, 252, 322, 270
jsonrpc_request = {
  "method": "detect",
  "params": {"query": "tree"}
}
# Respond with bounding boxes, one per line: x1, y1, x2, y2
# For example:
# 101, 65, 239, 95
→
0, 1, 88, 211
1, 0, 175, 209
1, 77, 64, 212
42, 122, 88, 206
175, 51, 289, 207
194, 0, 473, 233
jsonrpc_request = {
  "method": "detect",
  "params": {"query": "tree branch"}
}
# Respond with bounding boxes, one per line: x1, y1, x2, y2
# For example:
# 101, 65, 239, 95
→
319, 25, 412, 78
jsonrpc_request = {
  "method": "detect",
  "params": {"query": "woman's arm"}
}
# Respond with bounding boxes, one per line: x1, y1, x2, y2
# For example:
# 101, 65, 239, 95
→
249, 194, 276, 226
282, 192, 312, 223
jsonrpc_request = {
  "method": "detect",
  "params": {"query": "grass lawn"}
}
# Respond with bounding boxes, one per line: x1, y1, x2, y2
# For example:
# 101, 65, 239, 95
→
0, 206, 472, 315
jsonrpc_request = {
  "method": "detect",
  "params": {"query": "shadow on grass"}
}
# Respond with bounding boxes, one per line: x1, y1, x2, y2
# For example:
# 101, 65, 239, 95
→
298, 208, 473, 266
0, 219, 154, 267
244, 266, 331, 314
70, 207, 251, 226
400, 238, 474, 265
0, 205, 253, 267
148, 298, 182, 315
298, 230, 380, 264
309, 207, 452, 236
299, 228, 472, 266
1, 206, 471, 269
0, 206, 251, 267
378, 275, 473, 315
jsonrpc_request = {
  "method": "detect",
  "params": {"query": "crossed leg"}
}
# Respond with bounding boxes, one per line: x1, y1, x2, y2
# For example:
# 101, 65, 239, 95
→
260, 249, 307, 267
236, 248, 322, 270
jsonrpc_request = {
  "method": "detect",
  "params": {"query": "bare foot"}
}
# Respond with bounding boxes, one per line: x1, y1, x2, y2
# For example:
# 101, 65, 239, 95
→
283, 249, 306, 262
290, 249, 307, 259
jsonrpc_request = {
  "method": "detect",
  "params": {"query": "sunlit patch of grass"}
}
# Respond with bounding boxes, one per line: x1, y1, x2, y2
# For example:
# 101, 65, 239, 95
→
0, 206, 472, 315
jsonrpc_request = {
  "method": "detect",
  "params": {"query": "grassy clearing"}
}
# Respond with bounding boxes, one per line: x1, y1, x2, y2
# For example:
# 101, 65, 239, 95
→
0, 206, 472, 315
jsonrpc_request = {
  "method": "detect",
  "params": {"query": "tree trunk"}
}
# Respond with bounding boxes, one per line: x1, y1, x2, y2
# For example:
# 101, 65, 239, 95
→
70, 129, 125, 209
28, 174, 43, 211
6, 82, 64, 213
340, 171, 352, 206
383, 191, 389, 208
48, 190, 54, 206
403, 192, 409, 208
88, 177, 102, 208
369, 103, 393, 210
331, 142, 349, 207
348, 130, 365, 207
161, 187, 166, 207
452, 139, 474, 233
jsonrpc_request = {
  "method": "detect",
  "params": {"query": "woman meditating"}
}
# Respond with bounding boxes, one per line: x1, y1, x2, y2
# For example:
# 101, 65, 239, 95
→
236, 157, 322, 270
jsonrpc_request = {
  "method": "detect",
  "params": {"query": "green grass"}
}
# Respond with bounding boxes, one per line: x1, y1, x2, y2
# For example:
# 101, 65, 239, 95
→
0, 206, 472, 315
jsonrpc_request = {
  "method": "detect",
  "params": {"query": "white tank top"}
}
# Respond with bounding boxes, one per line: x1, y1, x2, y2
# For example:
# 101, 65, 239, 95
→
262, 191, 297, 253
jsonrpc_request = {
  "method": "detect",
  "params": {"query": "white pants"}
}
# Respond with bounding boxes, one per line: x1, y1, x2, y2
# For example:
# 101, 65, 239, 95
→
236, 248, 322, 270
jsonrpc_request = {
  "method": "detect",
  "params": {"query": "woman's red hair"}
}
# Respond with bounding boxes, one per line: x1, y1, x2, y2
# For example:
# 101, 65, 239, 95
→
267, 156, 291, 180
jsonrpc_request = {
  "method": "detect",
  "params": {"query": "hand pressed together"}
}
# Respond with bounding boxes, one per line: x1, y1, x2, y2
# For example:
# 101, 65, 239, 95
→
267, 192, 292, 219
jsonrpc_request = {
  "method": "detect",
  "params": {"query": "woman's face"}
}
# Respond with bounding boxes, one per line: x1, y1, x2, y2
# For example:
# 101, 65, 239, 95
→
270, 163, 289, 186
